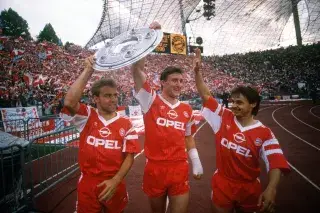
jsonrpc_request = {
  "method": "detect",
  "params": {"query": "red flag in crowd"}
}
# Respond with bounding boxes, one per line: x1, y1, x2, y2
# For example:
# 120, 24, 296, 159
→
23, 73, 33, 86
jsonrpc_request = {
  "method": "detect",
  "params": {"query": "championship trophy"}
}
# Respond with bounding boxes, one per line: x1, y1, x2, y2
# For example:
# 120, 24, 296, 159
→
93, 28, 163, 71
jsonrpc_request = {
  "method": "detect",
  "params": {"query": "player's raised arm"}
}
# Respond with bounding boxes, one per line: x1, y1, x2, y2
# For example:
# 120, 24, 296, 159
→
131, 57, 147, 93
131, 21, 161, 93
193, 48, 211, 102
63, 56, 95, 115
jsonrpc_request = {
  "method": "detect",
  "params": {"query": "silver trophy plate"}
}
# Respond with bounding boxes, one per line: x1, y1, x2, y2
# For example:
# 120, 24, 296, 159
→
93, 28, 163, 71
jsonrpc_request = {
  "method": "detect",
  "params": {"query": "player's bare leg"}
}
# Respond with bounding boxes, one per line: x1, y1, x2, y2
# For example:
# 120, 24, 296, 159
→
211, 202, 233, 213
169, 192, 189, 213
149, 194, 167, 213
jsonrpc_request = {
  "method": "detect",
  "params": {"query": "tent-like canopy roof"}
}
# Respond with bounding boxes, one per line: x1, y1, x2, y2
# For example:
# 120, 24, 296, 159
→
85, 0, 320, 56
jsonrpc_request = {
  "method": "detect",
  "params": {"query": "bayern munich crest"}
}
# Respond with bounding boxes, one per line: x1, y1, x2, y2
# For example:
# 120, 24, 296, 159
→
93, 28, 163, 71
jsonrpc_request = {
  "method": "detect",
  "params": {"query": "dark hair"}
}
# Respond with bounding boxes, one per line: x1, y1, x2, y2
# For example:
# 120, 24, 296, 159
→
160, 66, 183, 81
91, 79, 117, 97
230, 86, 261, 116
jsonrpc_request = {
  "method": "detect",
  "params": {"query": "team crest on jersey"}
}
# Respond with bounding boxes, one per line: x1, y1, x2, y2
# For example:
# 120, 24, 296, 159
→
254, 138, 263, 146
99, 127, 111, 138
233, 132, 246, 143
119, 128, 125, 137
183, 111, 189, 118
167, 110, 178, 119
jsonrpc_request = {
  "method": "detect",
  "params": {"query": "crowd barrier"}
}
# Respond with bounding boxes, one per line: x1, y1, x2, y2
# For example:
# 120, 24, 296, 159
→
0, 127, 79, 213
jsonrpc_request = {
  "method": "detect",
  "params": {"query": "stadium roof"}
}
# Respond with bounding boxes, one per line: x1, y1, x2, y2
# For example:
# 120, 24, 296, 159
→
85, 0, 320, 56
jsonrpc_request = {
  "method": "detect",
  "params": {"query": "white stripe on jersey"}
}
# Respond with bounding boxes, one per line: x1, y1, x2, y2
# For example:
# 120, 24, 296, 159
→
185, 125, 192, 136
135, 88, 156, 113
202, 108, 222, 134
122, 140, 127, 152
214, 104, 222, 115
265, 149, 283, 156
263, 138, 279, 147
260, 149, 270, 172
125, 135, 138, 140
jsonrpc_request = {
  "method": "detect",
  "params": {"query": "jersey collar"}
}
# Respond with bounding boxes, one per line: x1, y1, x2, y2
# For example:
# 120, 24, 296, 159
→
234, 117, 262, 132
159, 95, 180, 109
96, 110, 120, 126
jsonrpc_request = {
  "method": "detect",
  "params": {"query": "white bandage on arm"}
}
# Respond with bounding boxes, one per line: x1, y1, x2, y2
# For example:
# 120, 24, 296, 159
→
188, 148, 203, 175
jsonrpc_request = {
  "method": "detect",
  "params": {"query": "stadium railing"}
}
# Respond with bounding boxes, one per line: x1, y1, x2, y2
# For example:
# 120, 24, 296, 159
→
26, 126, 79, 210
0, 144, 28, 213
0, 126, 80, 212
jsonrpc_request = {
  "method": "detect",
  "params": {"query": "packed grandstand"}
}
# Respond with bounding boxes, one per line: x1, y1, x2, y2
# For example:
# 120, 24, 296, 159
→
1, 1, 320, 213
0, 36, 319, 115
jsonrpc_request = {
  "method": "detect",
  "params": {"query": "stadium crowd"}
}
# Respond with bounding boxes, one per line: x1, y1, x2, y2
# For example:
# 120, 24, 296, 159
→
204, 43, 320, 98
0, 36, 319, 114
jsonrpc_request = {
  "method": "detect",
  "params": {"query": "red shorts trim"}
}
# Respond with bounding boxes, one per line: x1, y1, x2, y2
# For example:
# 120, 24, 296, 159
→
143, 160, 190, 197
211, 172, 262, 212
77, 175, 128, 213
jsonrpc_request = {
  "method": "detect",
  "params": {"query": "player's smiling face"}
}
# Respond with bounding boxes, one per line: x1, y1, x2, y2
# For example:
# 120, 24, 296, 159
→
162, 73, 183, 98
94, 86, 118, 114
230, 93, 256, 118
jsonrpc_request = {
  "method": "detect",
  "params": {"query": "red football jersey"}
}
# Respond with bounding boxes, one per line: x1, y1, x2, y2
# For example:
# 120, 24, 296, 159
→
60, 104, 140, 178
202, 96, 290, 181
135, 82, 197, 161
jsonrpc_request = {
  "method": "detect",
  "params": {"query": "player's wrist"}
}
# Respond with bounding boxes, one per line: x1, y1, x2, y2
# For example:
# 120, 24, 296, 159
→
188, 148, 203, 175
112, 175, 122, 184
188, 148, 200, 160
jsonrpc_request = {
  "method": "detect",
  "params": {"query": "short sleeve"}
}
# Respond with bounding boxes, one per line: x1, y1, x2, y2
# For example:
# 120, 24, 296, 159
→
260, 128, 290, 174
134, 81, 156, 114
59, 103, 90, 132
185, 112, 197, 136
122, 122, 141, 154
201, 96, 224, 134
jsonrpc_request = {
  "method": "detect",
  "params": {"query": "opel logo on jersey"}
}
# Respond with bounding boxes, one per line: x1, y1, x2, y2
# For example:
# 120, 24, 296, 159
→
233, 132, 246, 143
99, 127, 111, 138
167, 110, 178, 119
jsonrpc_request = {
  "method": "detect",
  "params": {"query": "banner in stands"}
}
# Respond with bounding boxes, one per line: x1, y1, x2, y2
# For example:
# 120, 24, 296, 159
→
129, 105, 142, 117
154, 32, 170, 54
0, 107, 65, 139
170, 34, 187, 55
0, 107, 39, 132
